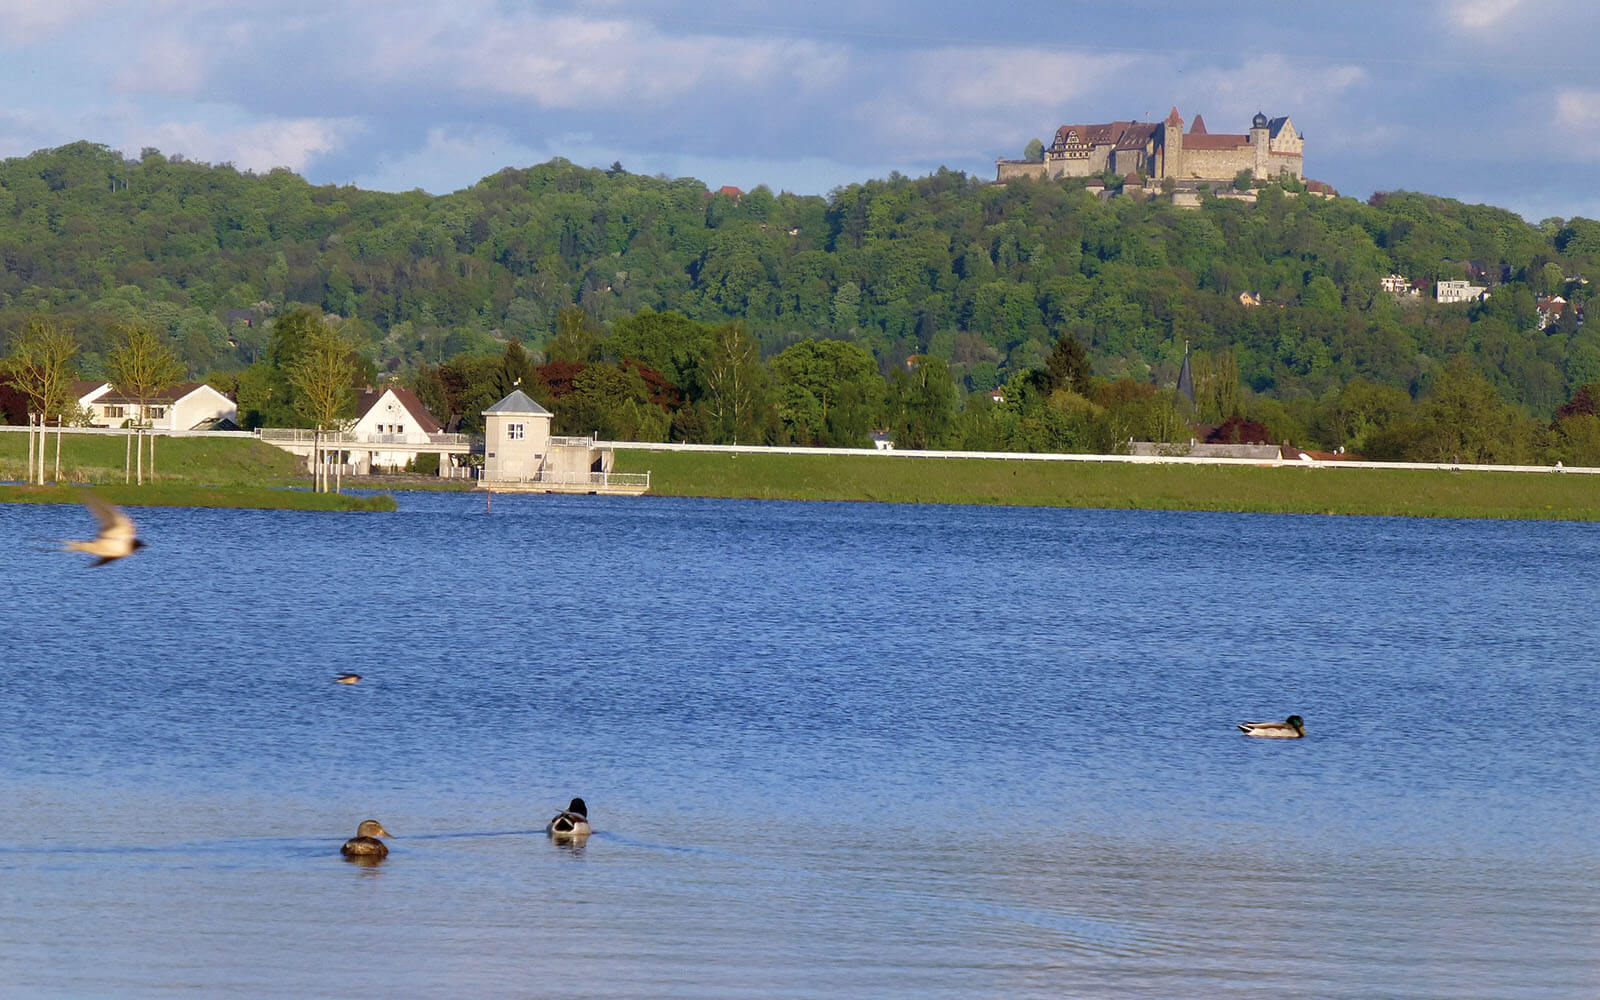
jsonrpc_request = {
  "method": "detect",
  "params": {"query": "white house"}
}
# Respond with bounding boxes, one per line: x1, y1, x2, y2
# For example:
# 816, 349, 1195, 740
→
1380, 274, 1418, 296
1436, 280, 1489, 304
82, 382, 238, 430
348, 386, 444, 469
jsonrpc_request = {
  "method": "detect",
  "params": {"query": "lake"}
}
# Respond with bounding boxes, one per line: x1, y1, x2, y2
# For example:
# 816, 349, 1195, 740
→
2, 492, 1597, 998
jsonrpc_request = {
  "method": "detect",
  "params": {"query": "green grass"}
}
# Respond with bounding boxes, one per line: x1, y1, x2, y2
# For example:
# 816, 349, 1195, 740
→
0, 431, 304, 486
614, 449, 1600, 521
0, 432, 395, 511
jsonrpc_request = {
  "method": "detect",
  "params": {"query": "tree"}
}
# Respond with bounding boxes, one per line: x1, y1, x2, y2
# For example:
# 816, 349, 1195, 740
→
770, 338, 883, 446
288, 322, 361, 491
702, 322, 765, 443
546, 306, 604, 363
889, 356, 957, 449
1, 317, 79, 484
1024, 138, 1045, 163
106, 321, 184, 484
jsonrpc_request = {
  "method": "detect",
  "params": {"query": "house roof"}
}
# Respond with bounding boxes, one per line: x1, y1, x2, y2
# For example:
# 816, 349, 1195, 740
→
482, 388, 552, 417
718, 185, 743, 198
1184, 133, 1250, 150
1189, 114, 1207, 134
71, 379, 111, 401
1165, 106, 1183, 126
356, 385, 443, 433
97, 382, 224, 406
1268, 116, 1293, 138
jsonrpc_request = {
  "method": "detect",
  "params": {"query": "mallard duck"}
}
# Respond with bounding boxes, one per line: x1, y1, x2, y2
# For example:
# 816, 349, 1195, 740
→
334, 673, 362, 684
1237, 714, 1305, 738
341, 819, 393, 858
546, 798, 591, 840
60, 492, 144, 567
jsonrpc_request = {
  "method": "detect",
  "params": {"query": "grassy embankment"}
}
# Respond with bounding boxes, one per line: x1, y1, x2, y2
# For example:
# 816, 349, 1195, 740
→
0, 433, 395, 511
615, 449, 1600, 521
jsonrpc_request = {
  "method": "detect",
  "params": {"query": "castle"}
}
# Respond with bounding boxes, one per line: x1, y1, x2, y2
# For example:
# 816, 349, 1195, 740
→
997, 108, 1304, 185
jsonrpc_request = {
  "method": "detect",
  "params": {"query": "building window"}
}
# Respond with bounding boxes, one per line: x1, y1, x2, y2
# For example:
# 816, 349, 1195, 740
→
508, 423, 524, 440
147, 406, 166, 418
105, 405, 124, 418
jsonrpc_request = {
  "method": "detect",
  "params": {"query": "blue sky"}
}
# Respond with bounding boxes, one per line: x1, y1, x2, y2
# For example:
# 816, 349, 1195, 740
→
3, 0, 1597, 221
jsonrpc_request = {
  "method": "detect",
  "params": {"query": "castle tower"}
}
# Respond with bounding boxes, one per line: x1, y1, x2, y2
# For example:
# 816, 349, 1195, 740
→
1162, 107, 1184, 180
1250, 111, 1270, 179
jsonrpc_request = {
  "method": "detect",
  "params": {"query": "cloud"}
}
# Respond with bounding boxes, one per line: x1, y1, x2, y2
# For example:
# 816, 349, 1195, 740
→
0, 0, 103, 46
855, 46, 1139, 156
132, 116, 358, 172
359, 7, 846, 111
1555, 88, 1600, 158
1440, 0, 1529, 30
113, 34, 210, 97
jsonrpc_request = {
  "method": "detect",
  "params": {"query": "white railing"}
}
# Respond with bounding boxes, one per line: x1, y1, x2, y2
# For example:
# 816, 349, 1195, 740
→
549, 435, 597, 448
256, 428, 472, 448
487, 470, 650, 489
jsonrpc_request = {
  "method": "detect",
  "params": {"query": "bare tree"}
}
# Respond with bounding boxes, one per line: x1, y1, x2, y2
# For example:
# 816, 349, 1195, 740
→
288, 322, 359, 492
107, 322, 184, 485
1, 317, 79, 484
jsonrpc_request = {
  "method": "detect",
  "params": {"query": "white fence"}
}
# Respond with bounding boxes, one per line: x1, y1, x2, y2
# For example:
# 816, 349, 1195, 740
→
0, 424, 256, 439
486, 470, 650, 489
599, 439, 1600, 476
256, 428, 472, 449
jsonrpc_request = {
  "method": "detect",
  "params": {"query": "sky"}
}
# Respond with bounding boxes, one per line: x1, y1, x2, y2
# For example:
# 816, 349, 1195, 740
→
2, 0, 1598, 222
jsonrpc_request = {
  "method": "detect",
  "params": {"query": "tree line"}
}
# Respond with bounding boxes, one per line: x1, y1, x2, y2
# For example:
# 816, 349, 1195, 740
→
4, 141, 1600, 464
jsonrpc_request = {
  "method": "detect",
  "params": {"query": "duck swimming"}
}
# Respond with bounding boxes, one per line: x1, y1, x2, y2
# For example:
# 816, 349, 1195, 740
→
341, 819, 393, 858
546, 798, 591, 840
1237, 715, 1305, 738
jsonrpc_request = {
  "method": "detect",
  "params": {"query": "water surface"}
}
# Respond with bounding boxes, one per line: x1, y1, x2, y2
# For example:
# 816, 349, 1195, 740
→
2, 493, 1596, 997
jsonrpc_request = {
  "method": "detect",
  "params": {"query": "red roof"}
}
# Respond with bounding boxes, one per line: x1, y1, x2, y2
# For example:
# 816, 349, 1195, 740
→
1165, 106, 1183, 126
717, 185, 743, 198
1189, 114, 1207, 134
1183, 133, 1250, 150
355, 385, 442, 433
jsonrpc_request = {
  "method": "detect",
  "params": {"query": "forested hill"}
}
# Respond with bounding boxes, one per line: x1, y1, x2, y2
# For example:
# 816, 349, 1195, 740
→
3, 140, 1600, 418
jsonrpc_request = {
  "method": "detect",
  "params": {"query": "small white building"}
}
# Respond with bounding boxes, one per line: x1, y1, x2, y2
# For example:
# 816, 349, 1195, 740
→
349, 386, 444, 469
1380, 274, 1418, 296
1436, 280, 1489, 304
478, 388, 647, 494
82, 382, 238, 430
482, 389, 554, 482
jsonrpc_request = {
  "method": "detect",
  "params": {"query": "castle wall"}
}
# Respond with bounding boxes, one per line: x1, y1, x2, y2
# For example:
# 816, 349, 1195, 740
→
1172, 145, 1254, 181
995, 160, 1048, 182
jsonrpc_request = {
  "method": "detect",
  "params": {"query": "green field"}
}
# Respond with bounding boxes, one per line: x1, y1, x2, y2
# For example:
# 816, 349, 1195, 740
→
0, 431, 303, 485
614, 449, 1600, 521
0, 432, 394, 511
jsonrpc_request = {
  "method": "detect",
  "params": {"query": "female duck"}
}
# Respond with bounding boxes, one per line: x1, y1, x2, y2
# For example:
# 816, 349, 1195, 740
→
341, 819, 394, 858
546, 798, 591, 841
1237, 715, 1305, 738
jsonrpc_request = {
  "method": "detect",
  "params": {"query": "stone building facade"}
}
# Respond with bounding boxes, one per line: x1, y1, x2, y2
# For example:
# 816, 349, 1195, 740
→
997, 108, 1304, 185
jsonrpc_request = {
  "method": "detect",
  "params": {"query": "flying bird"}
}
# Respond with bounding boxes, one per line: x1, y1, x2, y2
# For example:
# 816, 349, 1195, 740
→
60, 492, 144, 567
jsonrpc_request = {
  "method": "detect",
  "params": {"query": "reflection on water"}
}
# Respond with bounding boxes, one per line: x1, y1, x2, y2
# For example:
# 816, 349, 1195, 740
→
1, 493, 1597, 998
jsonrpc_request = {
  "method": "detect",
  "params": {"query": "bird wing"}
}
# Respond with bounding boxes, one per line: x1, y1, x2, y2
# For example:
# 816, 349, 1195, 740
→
82, 492, 136, 546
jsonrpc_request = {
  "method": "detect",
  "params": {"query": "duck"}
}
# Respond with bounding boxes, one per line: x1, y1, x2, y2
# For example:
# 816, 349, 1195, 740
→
1237, 714, 1305, 738
60, 491, 144, 567
340, 819, 393, 858
334, 673, 362, 684
546, 798, 591, 840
